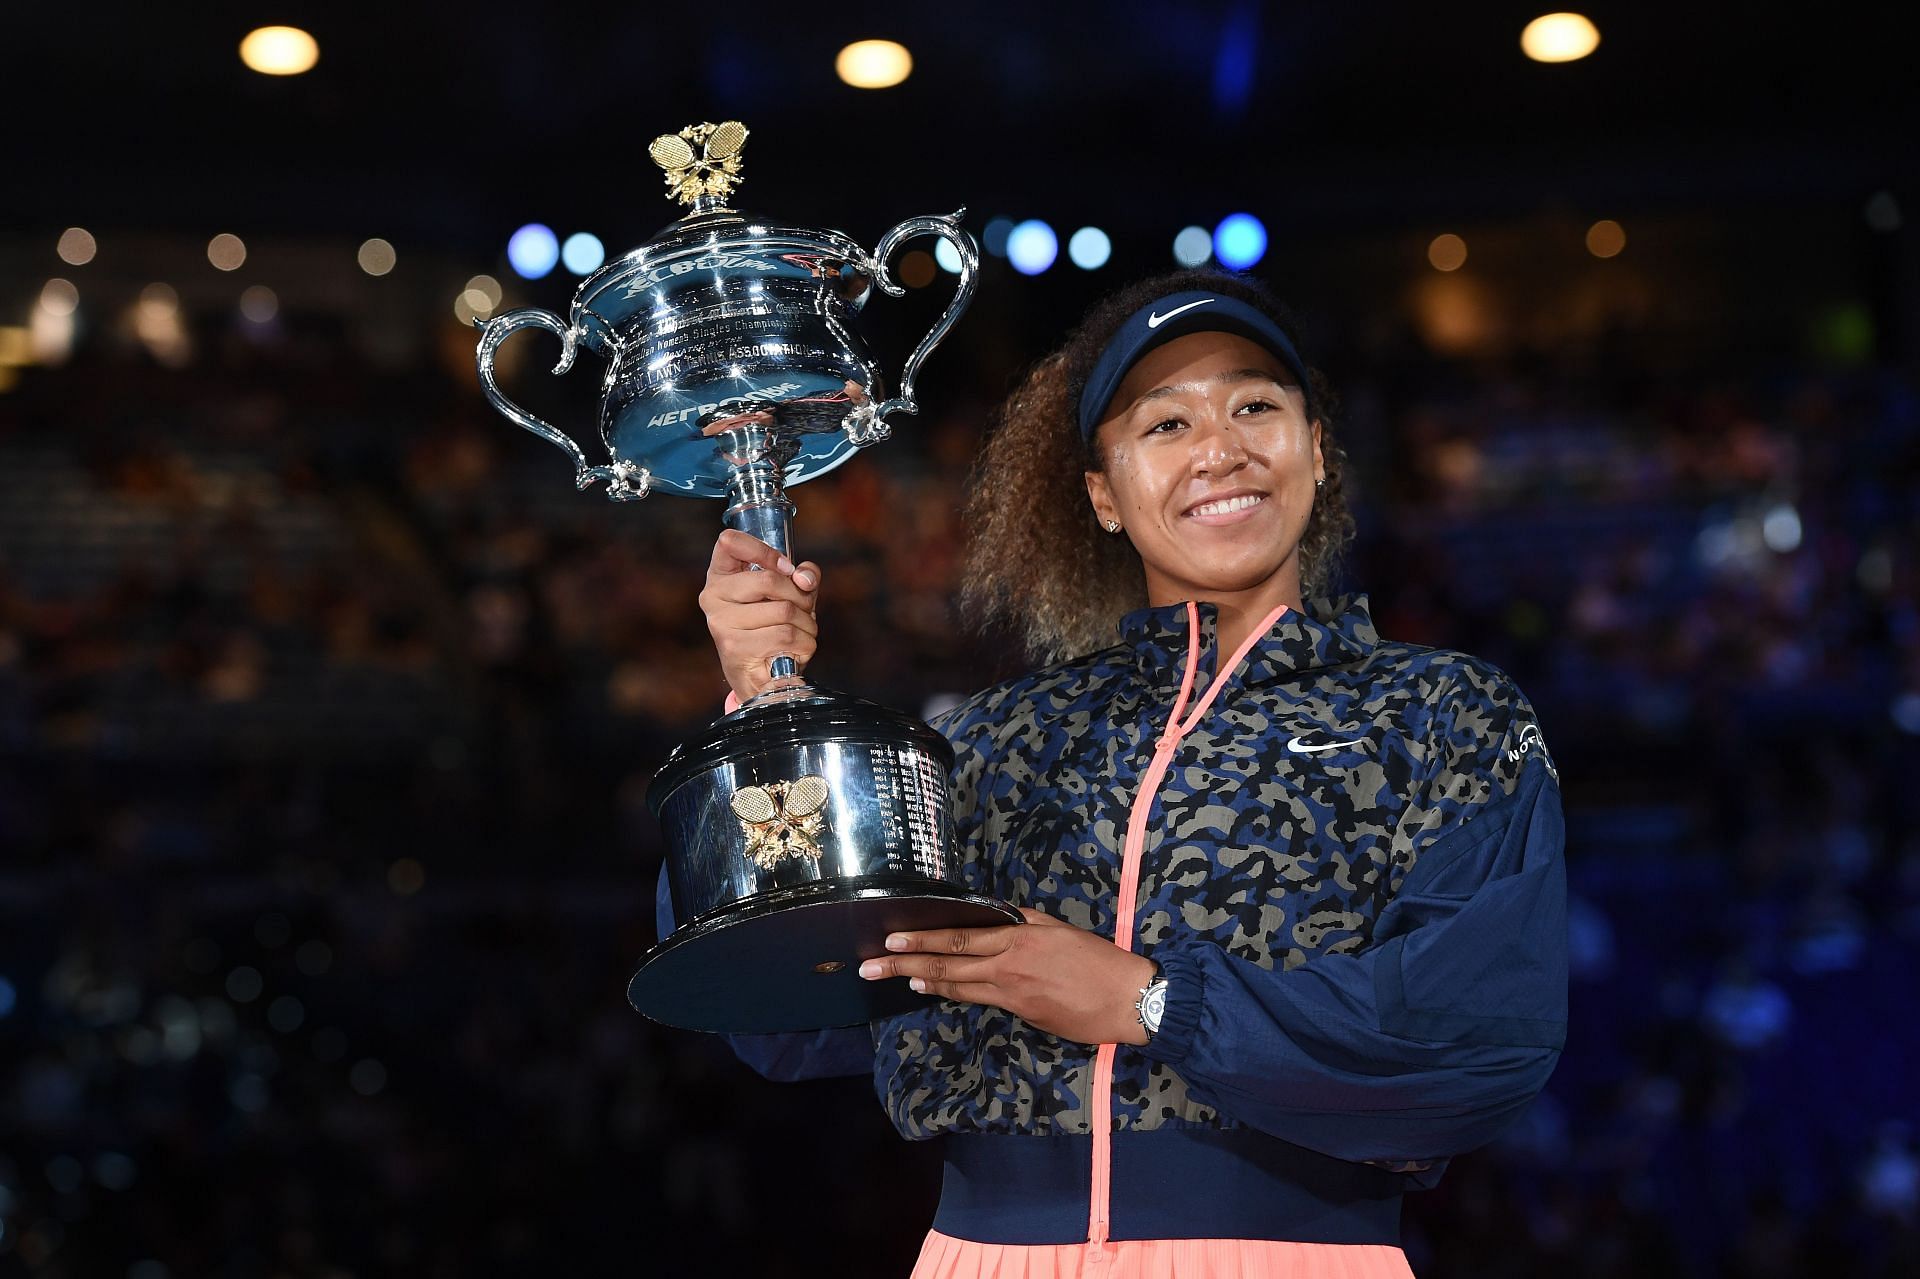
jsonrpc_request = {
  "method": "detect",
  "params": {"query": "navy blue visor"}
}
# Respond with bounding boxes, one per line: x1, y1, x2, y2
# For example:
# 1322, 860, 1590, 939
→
1076, 291, 1312, 443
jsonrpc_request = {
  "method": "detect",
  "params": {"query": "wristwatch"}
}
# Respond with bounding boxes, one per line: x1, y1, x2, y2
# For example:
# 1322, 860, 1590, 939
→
1135, 967, 1169, 1039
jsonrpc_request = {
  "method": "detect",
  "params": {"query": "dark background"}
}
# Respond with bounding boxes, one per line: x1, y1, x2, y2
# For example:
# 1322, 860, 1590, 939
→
2, 4, 1918, 1276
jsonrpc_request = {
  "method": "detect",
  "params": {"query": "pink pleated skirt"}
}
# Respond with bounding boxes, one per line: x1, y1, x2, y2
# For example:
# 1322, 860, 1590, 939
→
909, 1231, 1416, 1278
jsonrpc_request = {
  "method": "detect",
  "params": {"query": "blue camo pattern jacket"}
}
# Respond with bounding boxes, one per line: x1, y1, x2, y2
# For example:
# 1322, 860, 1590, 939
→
712, 594, 1567, 1176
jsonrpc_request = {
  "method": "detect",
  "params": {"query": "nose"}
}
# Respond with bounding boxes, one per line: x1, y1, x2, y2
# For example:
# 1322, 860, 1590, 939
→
1191, 413, 1248, 476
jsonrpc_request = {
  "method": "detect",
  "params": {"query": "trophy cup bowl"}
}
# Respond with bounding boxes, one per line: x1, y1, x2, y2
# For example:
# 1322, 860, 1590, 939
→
473, 122, 1018, 1034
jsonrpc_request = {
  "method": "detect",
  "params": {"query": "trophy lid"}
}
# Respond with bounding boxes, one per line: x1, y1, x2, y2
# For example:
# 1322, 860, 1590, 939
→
568, 121, 870, 352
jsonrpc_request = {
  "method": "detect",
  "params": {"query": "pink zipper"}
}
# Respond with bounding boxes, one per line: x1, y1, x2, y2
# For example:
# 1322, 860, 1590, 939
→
1086, 600, 1292, 1255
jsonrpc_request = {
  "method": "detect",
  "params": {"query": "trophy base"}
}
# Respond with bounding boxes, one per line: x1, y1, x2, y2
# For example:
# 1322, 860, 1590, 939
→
628, 879, 1022, 1033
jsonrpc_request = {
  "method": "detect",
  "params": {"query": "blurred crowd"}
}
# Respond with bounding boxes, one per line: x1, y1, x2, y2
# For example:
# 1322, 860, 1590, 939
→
1, 300, 1917, 1276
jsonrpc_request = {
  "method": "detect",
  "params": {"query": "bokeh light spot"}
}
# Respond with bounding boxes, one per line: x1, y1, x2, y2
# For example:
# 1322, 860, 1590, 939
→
57, 227, 96, 266
1172, 226, 1213, 267
1007, 220, 1058, 275
133, 284, 189, 366
1812, 302, 1874, 366
836, 40, 913, 89
92, 1152, 137, 1192
1520, 13, 1600, 63
1893, 692, 1920, 734
350, 1058, 388, 1095
225, 966, 264, 1003
983, 218, 1014, 258
1585, 219, 1626, 258
357, 237, 396, 276
207, 233, 246, 271
295, 940, 334, 976
1761, 504, 1803, 553
239, 285, 278, 323
268, 995, 306, 1034
240, 26, 320, 76
507, 224, 559, 280
40, 279, 79, 317
230, 1073, 270, 1112
1213, 213, 1267, 270
897, 249, 936, 288
1068, 227, 1112, 271
46, 1155, 84, 1194
1428, 233, 1468, 272
561, 232, 605, 275
1864, 191, 1902, 233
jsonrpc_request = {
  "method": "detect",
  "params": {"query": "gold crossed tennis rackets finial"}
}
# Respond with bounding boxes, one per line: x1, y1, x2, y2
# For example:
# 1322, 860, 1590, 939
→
649, 121, 750, 208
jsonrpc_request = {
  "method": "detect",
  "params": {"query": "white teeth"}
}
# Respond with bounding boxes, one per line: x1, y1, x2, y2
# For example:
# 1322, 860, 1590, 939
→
1190, 494, 1263, 517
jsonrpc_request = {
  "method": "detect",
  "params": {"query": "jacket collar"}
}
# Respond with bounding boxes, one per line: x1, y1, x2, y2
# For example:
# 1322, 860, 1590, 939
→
1116, 593, 1378, 690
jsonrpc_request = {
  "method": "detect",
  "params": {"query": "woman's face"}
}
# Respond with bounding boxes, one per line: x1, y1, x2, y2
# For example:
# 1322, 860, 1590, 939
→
1084, 330, 1324, 608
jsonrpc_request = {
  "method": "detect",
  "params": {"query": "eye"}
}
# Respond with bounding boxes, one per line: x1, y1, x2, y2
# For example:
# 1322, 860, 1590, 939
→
1235, 397, 1278, 417
1145, 416, 1186, 435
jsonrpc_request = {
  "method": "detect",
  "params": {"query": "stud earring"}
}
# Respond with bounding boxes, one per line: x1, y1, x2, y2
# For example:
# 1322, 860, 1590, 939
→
1104, 519, 1121, 533
1315, 478, 1325, 491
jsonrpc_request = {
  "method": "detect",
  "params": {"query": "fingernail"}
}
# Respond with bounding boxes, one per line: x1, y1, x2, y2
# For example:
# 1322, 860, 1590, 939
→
909, 978, 927, 993
776, 556, 795, 574
794, 571, 815, 589
885, 934, 909, 951
858, 960, 882, 979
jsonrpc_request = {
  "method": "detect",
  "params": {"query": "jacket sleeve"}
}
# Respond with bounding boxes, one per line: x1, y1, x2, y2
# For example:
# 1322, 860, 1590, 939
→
1137, 677, 1568, 1168
653, 864, 874, 1081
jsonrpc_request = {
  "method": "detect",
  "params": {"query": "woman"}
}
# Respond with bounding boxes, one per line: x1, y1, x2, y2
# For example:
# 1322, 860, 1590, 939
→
672, 269, 1567, 1277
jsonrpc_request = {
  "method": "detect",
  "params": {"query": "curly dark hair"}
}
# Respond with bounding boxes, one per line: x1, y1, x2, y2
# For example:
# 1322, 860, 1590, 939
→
959, 269, 1354, 664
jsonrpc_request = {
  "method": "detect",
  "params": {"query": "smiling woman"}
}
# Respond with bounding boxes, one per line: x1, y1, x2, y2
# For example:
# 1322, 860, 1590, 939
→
964, 271, 1353, 664
1084, 330, 1324, 645
686, 268, 1567, 1279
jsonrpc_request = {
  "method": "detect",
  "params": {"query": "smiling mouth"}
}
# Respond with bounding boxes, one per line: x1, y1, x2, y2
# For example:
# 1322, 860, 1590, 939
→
1185, 493, 1266, 518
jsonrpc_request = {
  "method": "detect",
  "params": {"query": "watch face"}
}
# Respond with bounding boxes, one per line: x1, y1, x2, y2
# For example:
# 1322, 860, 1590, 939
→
1141, 981, 1167, 1033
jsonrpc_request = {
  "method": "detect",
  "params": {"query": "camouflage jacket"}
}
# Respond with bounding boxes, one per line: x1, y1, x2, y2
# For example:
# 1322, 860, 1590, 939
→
714, 595, 1567, 1240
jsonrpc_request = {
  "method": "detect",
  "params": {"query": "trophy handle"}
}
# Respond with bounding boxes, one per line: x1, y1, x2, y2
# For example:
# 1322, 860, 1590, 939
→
475, 307, 635, 494
867, 210, 980, 424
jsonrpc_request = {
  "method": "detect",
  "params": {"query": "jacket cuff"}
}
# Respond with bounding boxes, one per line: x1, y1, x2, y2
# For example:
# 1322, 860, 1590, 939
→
1137, 945, 1205, 1066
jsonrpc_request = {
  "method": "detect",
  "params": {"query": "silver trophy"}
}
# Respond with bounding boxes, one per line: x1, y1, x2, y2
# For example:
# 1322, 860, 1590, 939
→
474, 121, 1018, 1034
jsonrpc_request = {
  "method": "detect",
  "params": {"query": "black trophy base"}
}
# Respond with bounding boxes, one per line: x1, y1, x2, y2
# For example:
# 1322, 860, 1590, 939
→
628, 879, 1023, 1033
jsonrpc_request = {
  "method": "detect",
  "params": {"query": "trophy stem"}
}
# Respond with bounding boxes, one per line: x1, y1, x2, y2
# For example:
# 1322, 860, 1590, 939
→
723, 456, 793, 560
721, 427, 800, 683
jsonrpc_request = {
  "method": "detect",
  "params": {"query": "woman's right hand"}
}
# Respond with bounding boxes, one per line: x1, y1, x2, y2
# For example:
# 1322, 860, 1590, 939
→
699, 529, 821, 703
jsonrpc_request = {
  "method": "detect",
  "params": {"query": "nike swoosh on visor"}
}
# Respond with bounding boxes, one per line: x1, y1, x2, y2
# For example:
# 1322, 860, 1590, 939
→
1146, 298, 1215, 329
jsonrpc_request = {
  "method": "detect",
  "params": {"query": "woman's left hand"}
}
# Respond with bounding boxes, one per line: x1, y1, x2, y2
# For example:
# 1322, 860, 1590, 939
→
859, 908, 1158, 1047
